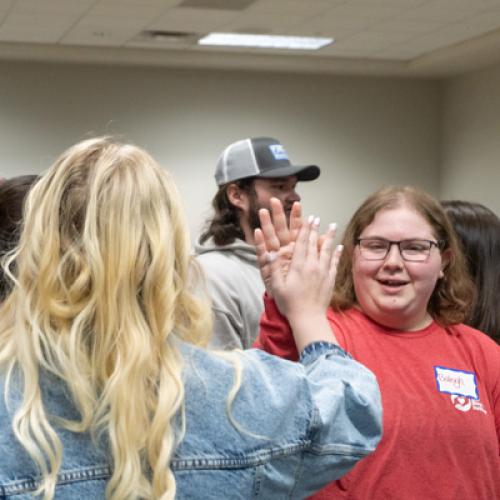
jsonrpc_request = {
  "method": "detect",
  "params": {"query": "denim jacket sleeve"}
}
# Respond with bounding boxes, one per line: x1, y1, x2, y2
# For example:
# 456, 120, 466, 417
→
218, 342, 382, 498
294, 341, 382, 496
175, 340, 382, 498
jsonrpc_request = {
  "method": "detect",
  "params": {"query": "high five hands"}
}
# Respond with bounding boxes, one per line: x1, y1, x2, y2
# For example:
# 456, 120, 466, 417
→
254, 198, 302, 297
254, 198, 342, 351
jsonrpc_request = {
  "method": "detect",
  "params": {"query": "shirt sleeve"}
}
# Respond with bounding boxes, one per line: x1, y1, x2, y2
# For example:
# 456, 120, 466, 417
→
240, 343, 382, 497
296, 341, 382, 496
253, 293, 300, 360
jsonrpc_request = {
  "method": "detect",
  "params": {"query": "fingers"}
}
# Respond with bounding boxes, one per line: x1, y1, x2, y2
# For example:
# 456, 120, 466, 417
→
269, 215, 340, 316
289, 201, 302, 239
268, 242, 286, 293
307, 216, 320, 260
258, 208, 281, 252
254, 228, 268, 267
288, 215, 314, 269
318, 223, 337, 269
258, 199, 304, 253
255, 226, 273, 290
316, 222, 339, 287
270, 198, 290, 246
329, 244, 344, 288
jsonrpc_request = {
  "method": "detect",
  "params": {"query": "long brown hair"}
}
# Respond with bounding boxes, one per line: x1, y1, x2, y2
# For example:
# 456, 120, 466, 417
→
199, 177, 256, 246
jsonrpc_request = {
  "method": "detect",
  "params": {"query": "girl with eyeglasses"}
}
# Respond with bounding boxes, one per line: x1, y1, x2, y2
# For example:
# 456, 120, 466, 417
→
254, 186, 500, 500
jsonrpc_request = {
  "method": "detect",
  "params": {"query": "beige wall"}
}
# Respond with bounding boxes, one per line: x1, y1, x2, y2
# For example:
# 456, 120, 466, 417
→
0, 61, 441, 239
441, 62, 500, 215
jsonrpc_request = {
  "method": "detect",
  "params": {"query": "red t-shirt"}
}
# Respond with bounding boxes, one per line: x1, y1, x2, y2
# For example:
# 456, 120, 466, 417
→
255, 295, 500, 500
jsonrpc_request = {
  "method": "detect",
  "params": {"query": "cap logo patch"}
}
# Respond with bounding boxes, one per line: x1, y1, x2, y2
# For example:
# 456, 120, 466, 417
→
269, 144, 288, 161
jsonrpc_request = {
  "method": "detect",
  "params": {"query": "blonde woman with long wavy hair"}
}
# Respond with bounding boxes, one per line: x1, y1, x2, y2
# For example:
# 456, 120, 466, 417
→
0, 137, 382, 499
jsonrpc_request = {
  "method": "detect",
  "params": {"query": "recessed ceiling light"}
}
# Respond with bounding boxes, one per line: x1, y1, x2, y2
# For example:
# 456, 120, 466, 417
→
198, 32, 333, 50
140, 30, 197, 44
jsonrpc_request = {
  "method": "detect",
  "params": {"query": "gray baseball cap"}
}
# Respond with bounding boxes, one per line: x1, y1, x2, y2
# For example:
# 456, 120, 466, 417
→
214, 137, 320, 186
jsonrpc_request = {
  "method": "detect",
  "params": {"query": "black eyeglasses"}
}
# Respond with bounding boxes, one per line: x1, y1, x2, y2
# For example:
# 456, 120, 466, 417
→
356, 238, 444, 262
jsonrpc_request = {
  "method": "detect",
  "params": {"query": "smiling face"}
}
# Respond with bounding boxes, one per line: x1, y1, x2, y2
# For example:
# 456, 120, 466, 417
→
352, 203, 450, 331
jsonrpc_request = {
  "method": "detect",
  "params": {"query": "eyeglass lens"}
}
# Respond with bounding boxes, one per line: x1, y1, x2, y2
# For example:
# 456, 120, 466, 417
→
358, 239, 434, 261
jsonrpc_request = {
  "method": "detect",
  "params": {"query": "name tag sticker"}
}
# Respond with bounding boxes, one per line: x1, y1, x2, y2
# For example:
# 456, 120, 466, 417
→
434, 366, 478, 399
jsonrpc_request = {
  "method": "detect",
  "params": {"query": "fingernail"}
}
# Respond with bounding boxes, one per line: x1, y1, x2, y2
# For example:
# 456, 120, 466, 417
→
329, 222, 337, 231
336, 244, 344, 252
308, 215, 314, 224
266, 251, 277, 262
314, 217, 320, 227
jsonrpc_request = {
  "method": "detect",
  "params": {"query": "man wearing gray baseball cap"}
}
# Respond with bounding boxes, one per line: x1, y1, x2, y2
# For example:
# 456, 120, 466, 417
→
195, 137, 320, 350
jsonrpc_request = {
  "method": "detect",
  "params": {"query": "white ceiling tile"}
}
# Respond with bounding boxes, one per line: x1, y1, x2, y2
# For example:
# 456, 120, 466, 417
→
395, 2, 474, 23
371, 46, 425, 60
0, 28, 59, 43
334, 31, 415, 51
218, 11, 307, 33
322, 2, 408, 21
289, 27, 366, 41
246, 0, 342, 16
0, 13, 76, 43
68, 16, 148, 31
404, 30, 475, 53
98, 0, 177, 4
442, 11, 500, 35
370, 17, 449, 35
293, 14, 373, 40
349, 0, 429, 6
85, 2, 165, 19
148, 6, 238, 32
61, 25, 139, 46
431, 0, 500, 12
0, 12, 77, 28
11, 0, 95, 14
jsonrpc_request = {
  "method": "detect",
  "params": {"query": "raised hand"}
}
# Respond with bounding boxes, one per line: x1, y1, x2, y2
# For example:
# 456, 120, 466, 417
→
255, 198, 301, 296
261, 214, 342, 351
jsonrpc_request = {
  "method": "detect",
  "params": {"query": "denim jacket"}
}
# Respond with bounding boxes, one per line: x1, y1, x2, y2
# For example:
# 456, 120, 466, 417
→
0, 341, 382, 499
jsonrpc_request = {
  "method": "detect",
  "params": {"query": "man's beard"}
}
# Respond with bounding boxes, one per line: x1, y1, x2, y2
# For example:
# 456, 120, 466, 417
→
247, 192, 262, 233
246, 192, 292, 233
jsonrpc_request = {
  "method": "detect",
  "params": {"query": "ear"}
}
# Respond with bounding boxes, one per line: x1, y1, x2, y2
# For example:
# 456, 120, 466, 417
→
226, 183, 250, 212
439, 248, 453, 278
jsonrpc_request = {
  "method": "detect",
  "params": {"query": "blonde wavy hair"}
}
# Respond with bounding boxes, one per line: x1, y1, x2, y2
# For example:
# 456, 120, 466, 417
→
0, 137, 214, 499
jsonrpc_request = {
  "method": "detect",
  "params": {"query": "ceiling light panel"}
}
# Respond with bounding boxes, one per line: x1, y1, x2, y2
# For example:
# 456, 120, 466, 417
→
198, 32, 333, 50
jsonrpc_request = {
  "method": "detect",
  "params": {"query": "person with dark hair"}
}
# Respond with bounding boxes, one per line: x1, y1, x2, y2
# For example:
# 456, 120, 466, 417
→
255, 186, 500, 499
0, 174, 39, 300
196, 137, 320, 349
0, 137, 382, 499
442, 200, 500, 344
